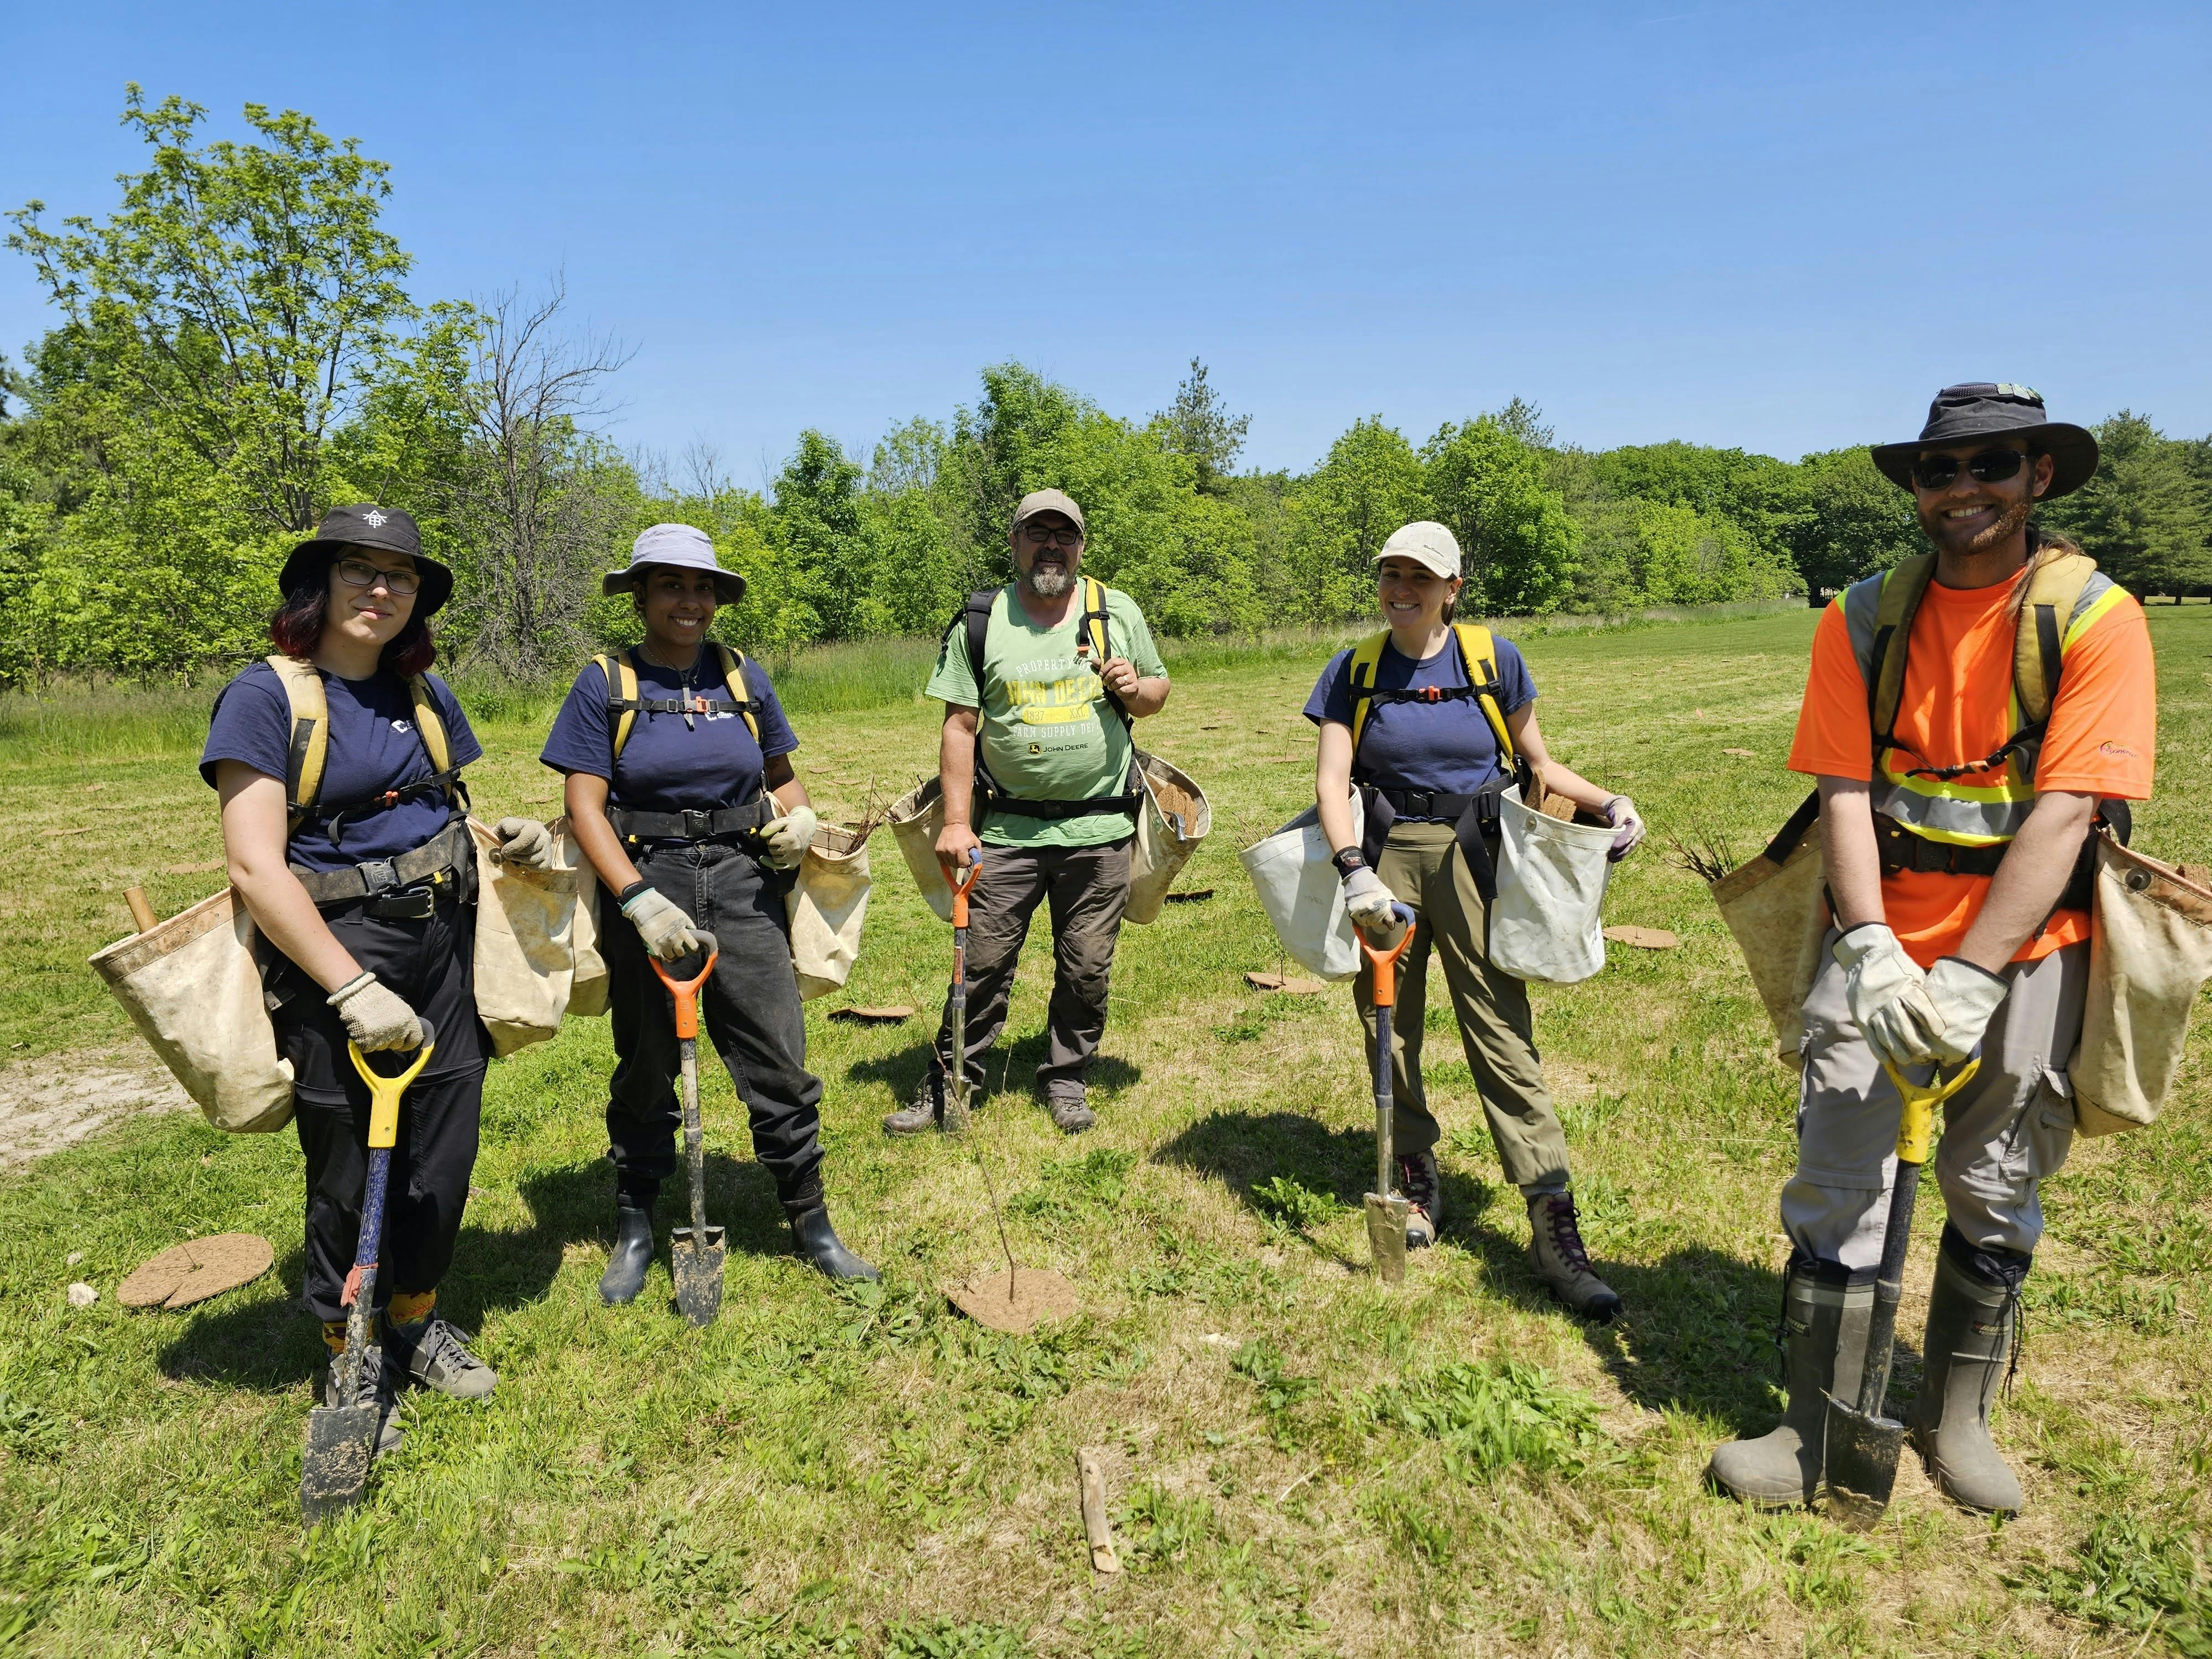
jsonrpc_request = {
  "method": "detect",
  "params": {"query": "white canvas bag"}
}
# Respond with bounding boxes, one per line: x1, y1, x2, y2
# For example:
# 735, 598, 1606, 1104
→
1489, 787, 1615, 985
786, 823, 872, 1000
1237, 789, 1366, 983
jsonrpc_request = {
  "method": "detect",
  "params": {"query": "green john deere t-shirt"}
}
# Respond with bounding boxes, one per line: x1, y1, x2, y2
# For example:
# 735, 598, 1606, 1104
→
926, 582, 1168, 849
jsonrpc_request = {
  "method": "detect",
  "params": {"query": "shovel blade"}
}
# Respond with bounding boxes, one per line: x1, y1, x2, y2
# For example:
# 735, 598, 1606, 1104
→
1823, 1394, 1905, 1530
1365, 1192, 1409, 1285
670, 1225, 726, 1326
300, 1402, 378, 1522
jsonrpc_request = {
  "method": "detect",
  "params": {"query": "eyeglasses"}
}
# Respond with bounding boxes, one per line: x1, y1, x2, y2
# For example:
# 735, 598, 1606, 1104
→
334, 556, 420, 596
1909, 448, 2036, 492
1022, 525, 1083, 547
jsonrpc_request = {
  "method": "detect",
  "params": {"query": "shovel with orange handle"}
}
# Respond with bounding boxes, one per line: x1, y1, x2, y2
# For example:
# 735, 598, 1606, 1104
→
942, 849, 982, 1137
650, 937, 723, 1326
1359, 905, 1417, 1285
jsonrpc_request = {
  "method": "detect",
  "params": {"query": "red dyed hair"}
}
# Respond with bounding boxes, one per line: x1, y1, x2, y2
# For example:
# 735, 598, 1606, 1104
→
269, 554, 436, 677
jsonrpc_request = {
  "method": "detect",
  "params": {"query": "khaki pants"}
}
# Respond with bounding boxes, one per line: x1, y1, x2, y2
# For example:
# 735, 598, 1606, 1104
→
1356, 821, 1572, 1193
1781, 930, 2084, 1269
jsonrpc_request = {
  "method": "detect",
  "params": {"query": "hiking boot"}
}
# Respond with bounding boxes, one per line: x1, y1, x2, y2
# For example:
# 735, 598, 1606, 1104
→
1046, 1088, 1095, 1135
1907, 1237, 2027, 1516
1526, 1191, 1621, 1321
786, 1200, 879, 1281
599, 1194, 657, 1306
1708, 1253, 1872, 1507
1396, 1150, 1441, 1249
385, 1313, 498, 1400
884, 1071, 946, 1136
319, 1344, 404, 1458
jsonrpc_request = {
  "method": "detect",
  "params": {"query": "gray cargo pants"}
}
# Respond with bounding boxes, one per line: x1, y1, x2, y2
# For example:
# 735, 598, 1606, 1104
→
930, 836, 1132, 1102
1782, 930, 2084, 1269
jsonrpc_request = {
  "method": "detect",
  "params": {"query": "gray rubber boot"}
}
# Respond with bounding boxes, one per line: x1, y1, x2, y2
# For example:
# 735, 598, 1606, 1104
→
1708, 1253, 1873, 1507
1907, 1237, 2027, 1516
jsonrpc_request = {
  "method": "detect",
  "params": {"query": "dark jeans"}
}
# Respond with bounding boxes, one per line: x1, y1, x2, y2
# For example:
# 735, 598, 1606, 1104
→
930, 836, 1131, 1101
602, 838, 825, 1206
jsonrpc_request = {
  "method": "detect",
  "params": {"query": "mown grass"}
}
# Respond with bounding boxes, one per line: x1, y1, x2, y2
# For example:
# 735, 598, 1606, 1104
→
2, 608, 2209, 1655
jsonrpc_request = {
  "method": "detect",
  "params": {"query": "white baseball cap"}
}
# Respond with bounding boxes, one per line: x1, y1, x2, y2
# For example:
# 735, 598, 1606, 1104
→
1374, 520, 1461, 580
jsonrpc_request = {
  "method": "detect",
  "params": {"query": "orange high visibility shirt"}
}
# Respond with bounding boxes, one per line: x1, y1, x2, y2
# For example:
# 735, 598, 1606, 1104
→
1787, 576, 2154, 966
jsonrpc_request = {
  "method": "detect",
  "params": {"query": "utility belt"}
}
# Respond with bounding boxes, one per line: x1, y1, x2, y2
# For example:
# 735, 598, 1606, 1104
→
1871, 804, 2128, 916
1358, 773, 1519, 900
606, 794, 772, 847
976, 758, 1143, 823
290, 818, 473, 919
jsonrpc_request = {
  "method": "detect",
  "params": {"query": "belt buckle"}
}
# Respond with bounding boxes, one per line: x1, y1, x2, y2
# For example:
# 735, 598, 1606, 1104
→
359, 858, 399, 896
1406, 789, 1434, 817
681, 809, 713, 839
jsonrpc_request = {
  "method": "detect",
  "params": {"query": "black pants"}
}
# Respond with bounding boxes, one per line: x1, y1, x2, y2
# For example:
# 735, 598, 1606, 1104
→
603, 838, 825, 1206
930, 836, 1131, 1100
261, 885, 489, 1323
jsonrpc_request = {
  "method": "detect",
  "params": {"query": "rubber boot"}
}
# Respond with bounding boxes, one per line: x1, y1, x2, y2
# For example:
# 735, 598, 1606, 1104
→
787, 1200, 880, 1282
599, 1185, 658, 1306
1526, 1191, 1621, 1321
1708, 1253, 1872, 1507
1907, 1231, 2027, 1516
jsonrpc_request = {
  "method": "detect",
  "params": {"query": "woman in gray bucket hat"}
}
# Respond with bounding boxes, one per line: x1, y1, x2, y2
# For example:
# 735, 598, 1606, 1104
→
541, 523, 879, 1303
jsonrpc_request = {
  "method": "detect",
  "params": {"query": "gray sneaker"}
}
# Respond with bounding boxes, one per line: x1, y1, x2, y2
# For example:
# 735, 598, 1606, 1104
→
385, 1314, 498, 1400
1046, 1089, 1095, 1134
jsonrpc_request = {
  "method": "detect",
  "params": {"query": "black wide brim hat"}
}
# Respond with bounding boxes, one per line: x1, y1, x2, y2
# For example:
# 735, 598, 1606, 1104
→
1871, 383, 2099, 500
280, 504, 453, 618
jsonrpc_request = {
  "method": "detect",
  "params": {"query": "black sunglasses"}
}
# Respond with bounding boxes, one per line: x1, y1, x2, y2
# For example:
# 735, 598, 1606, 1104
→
1909, 447, 2036, 491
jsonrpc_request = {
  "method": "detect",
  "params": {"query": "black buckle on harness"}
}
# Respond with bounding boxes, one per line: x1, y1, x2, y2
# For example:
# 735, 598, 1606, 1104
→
1398, 787, 1438, 816
681, 809, 715, 839
358, 858, 399, 898
365, 885, 436, 920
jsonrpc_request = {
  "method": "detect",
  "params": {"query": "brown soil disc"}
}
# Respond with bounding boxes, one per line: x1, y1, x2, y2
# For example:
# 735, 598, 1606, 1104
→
1244, 972, 1328, 994
117, 1233, 273, 1310
1603, 926, 1680, 950
945, 1266, 1078, 1334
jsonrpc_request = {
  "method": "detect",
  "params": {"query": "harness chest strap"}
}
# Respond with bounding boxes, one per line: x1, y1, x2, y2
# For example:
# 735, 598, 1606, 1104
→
599, 644, 761, 759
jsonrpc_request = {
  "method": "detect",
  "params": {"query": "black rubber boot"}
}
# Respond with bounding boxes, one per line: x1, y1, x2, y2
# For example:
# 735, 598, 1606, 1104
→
1908, 1229, 2028, 1516
598, 1185, 658, 1306
787, 1201, 879, 1281
1708, 1251, 1874, 1507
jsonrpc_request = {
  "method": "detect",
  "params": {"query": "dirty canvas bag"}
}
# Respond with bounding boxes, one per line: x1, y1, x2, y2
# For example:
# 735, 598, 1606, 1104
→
549, 820, 610, 1018
1489, 785, 1616, 985
467, 817, 580, 1056
887, 775, 989, 923
1125, 752, 1211, 925
90, 888, 295, 1134
1705, 795, 1832, 1061
1238, 788, 1367, 983
787, 822, 872, 999
2070, 830, 2212, 1137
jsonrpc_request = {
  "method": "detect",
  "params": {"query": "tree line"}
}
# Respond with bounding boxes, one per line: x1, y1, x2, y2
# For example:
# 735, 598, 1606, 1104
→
4, 92, 2209, 688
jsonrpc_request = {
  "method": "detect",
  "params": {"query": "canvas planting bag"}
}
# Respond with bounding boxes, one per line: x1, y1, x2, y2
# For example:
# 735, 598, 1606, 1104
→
2069, 831, 2212, 1136
1488, 786, 1616, 985
786, 822, 872, 999
1238, 789, 1366, 983
1124, 752, 1210, 925
467, 817, 580, 1056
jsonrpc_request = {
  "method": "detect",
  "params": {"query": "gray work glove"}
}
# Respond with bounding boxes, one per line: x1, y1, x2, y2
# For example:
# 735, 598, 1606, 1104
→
492, 817, 554, 870
621, 886, 704, 963
1832, 922, 1942, 1070
760, 804, 818, 873
1603, 795, 1645, 862
327, 974, 425, 1053
1341, 865, 1410, 946
1922, 955, 2009, 1065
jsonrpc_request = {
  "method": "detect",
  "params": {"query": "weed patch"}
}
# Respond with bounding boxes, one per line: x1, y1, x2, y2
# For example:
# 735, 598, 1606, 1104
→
1366, 1358, 1608, 1480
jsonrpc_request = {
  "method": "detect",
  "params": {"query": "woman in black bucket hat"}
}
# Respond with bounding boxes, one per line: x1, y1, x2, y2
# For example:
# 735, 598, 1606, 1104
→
202, 505, 550, 1455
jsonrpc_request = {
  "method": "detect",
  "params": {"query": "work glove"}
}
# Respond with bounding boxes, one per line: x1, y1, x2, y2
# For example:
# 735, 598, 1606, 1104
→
1342, 865, 1410, 946
760, 804, 818, 872
492, 817, 553, 870
1603, 795, 1645, 862
621, 886, 705, 963
1832, 922, 1943, 1070
327, 974, 425, 1053
1923, 956, 2010, 1066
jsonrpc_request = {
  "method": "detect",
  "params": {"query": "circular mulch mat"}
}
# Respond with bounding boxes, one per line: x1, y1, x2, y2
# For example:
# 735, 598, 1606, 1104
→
945, 1266, 1078, 1334
116, 1233, 274, 1311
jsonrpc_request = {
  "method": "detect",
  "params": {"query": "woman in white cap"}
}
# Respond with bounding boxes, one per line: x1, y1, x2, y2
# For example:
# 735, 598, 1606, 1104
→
204, 505, 545, 1455
1305, 520, 1644, 1319
540, 523, 876, 1305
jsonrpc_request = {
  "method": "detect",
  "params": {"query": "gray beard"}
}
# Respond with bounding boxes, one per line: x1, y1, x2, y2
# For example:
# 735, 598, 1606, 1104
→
1024, 564, 1074, 598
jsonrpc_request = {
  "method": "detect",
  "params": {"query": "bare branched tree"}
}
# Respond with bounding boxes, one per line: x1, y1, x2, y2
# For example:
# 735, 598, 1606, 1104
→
441, 278, 634, 675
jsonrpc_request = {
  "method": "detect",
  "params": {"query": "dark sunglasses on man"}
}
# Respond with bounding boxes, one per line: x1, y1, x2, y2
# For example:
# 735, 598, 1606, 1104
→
1908, 447, 2038, 492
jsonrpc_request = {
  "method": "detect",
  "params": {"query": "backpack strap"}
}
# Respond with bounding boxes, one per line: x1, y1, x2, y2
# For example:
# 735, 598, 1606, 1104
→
1453, 622, 1520, 767
1867, 554, 1938, 749
1345, 631, 1391, 754
599, 650, 641, 762
406, 675, 453, 776
713, 643, 761, 743
266, 655, 330, 833
1078, 577, 1131, 728
2014, 550, 2101, 727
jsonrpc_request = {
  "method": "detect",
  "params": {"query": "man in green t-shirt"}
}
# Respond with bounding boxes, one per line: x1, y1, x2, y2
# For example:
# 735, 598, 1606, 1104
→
886, 488, 1171, 1137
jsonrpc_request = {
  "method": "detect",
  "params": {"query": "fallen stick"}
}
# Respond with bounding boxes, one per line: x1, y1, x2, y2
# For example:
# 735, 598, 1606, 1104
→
1076, 1450, 1120, 1574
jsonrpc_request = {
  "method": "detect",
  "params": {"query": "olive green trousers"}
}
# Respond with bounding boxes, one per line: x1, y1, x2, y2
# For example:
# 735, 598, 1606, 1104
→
1354, 821, 1572, 1194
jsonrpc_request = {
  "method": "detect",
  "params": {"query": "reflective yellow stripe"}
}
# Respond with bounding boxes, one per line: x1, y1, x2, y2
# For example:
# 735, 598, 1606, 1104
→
2062, 582, 2128, 650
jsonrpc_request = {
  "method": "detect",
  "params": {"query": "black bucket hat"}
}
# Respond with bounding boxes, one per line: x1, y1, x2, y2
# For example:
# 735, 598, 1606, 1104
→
280, 505, 453, 618
1870, 383, 2099, 500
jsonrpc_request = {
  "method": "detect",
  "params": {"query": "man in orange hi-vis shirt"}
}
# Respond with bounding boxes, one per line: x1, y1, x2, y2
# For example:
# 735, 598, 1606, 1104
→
1710, 385, 2154, 1520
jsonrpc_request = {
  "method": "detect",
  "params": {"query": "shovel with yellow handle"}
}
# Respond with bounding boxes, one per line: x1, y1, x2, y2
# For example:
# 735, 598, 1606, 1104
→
1822, 1053, 1981, 1530
301, 1021, 435, 1524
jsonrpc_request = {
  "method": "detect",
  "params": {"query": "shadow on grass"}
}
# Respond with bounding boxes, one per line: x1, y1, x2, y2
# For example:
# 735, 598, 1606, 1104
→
845, 1031, 1142, 1110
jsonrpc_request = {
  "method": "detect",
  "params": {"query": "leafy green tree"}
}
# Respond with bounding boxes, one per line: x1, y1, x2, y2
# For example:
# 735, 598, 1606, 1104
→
1623, 500, 1796, 606
1422, 417, 1579, 615
1285, 418, 1429, 624
1154, 357, 1250, 497
771, 429, 873, 640
1788, 446, 1922, 594
1591, 441, 1802, 568
2041, 412, 2211, 597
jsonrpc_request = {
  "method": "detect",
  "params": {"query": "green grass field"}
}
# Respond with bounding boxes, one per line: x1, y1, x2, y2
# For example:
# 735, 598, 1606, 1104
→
3, 608, 2208, 1656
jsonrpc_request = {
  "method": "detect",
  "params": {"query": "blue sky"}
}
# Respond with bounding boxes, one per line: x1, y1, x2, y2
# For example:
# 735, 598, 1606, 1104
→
3, 2, 2206, 486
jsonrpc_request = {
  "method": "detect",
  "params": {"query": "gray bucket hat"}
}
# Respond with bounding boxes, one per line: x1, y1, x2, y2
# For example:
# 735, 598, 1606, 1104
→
603, 523, 747, 605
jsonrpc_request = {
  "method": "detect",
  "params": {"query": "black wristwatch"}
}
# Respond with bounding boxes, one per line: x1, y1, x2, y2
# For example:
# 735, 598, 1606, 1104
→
616, 880, 649, 907
1332, 848, 1367, 881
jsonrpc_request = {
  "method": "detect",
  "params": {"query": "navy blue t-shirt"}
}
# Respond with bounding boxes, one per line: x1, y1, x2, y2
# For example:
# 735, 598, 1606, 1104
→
539, 650, 798, 812
1303, 632, 1536, 812
200, 662, 483, 872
